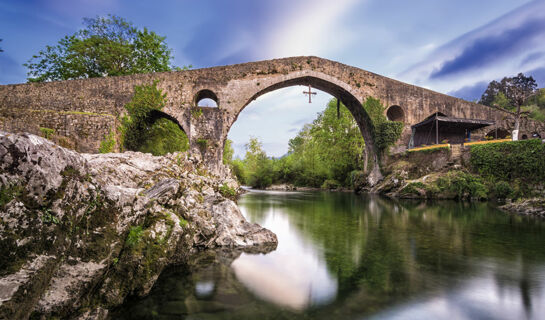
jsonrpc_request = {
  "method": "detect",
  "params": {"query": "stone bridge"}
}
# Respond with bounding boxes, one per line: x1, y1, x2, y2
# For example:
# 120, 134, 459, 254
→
1, 56, 544, 177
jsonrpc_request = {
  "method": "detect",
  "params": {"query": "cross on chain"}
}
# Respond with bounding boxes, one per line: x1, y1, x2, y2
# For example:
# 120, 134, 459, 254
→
303, 84, 317, 103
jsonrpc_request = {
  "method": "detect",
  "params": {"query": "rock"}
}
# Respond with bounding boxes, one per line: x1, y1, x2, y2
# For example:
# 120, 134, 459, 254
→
500, 198, 545, 217
143, 178, 180, 204
266, 184, 296, 191
0, 132, 277, 319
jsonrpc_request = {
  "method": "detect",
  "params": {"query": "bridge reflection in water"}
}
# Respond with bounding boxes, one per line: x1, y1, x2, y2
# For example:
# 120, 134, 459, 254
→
115, 191, 545, 320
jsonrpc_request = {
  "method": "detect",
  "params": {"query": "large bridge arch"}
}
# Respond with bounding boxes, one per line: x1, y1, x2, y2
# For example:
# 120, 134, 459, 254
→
219, 73, 379, 175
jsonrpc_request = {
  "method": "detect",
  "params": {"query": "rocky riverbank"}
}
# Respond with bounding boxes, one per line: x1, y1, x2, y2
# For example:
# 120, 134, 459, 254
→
368, 147, 545, 218
500, 198, 545, 218
0, 132, 277, 319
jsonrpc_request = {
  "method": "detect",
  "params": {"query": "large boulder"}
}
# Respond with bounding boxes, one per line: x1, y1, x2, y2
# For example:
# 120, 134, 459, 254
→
0, 132, 276, 319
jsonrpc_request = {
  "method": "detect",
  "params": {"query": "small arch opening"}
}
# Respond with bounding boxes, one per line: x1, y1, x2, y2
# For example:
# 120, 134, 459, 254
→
195, 89, 219, 108
522, 134, 528, 140
386, 105, 405, 122
485, 128, 510, 139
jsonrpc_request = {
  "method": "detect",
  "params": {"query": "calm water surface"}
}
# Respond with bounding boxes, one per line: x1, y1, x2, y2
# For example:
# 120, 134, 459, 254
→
116, 191, 545, 319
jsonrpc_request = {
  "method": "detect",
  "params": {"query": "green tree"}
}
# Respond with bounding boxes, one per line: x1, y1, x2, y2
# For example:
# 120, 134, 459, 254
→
523, 88, 545, 122
121, 81, 188, 155
479, 80, 503, 107
283, 99, 367, 187
24, 15, 174, 82
480, 73, 538, 134
491, 92, 512, 110
243, 137, 274, 188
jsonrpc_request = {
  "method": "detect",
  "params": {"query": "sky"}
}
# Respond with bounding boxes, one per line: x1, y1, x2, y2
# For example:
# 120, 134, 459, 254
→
1, 0, 544, 157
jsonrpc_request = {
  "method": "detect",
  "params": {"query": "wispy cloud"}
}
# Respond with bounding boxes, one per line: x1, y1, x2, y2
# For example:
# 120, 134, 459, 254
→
430, 18, 545, 79
400, 0, 545, 94
520, 51, 545, 67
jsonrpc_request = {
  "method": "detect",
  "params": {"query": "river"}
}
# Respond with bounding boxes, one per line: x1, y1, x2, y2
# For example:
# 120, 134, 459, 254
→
115, 190, 545, 319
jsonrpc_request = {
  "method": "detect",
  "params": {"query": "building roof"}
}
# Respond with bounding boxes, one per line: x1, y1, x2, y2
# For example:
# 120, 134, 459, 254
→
411, 114, 495, 131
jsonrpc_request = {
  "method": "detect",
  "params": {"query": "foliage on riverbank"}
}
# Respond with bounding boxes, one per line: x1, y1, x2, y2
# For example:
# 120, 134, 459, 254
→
470, 139, 545, 183
398, 171, 488, 200
375, 139, 545, 202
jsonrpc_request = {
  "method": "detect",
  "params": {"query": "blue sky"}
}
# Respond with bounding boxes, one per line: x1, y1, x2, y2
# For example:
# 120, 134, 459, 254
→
1, 0, 544, 157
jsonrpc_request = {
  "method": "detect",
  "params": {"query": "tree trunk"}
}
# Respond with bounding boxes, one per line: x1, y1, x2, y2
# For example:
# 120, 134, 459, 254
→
512, 104, 521, 141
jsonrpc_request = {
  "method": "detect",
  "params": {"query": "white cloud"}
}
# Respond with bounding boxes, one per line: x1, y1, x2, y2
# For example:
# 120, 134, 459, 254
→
259, 0, 361, 58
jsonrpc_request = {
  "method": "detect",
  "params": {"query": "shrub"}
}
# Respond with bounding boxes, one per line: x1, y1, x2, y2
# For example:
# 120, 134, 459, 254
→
362, 97, 403, 154
137, 118, 189, 155
219, 183, 237, 199
0, 184, 22, 209
191, 108, 203, 119
125, 226, 144, 248
121, 81, 189, 155
99, 130, 116, 153
196, 138, 208, 150
400, 182, 426, 196
375, 121, 404, 151
230, 159, 247, 185
350, 170, 366, 190
436, 171, 488, 200
178, 218, 188, 228
321, 179, 341, 190
493, 181, 513, 199
39, 127, 55, 139
470, 139, 545, 183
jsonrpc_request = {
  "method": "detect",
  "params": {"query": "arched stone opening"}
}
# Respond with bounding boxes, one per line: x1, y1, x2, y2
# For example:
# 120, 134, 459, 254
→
195, 89, 219, 108
386, 105, 404, 122
522, 134, 528, 140
224, 76, 379, 177
485, 128, 510, 139
149, 109, 187, 133
128, 109, 189, 155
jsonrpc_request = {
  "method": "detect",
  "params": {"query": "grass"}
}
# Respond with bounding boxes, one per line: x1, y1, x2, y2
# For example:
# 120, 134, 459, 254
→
125, 226, 144, 248
39, 127, 55, 139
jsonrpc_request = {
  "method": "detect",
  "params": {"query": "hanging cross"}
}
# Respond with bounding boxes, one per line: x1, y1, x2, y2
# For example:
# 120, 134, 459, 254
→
303, 84, 317, 103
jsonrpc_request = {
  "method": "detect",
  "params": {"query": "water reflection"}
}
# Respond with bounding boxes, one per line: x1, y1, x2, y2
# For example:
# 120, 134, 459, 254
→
115, 191, 545, 319
232, 204, 337, 310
